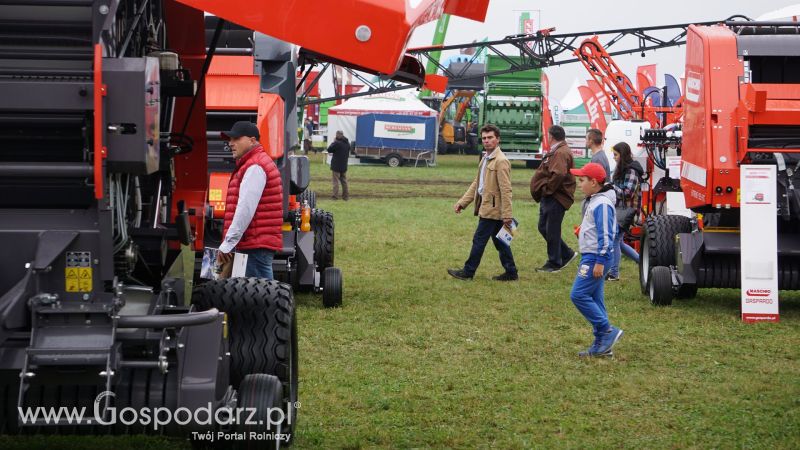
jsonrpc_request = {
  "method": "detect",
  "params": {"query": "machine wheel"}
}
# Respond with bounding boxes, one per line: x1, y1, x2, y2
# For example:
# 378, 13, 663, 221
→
311, 209, 334, 271
648, 266, 674, 306
322, 267, 343, 308
386, 154, 403, 168
298, 189, 317, 209
639, 215, 691, 294
192, 278, 297, 412
236, 374, 284, 449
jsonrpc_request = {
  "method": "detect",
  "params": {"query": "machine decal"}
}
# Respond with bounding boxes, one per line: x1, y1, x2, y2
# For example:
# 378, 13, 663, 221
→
685, 71, 702, 103
681, 160, 707, 187
65, 252, 92, 292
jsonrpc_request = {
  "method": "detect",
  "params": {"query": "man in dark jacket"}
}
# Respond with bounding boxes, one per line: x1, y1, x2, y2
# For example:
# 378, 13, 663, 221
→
530, 125, 577, 272
327, 130, 350, 200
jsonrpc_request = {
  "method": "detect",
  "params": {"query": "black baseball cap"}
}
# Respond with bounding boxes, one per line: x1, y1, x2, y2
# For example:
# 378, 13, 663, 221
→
221, 121, 260, 140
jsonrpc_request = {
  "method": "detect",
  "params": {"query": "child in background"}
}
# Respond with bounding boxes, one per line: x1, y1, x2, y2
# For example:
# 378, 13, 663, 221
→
569, 163, 624, 357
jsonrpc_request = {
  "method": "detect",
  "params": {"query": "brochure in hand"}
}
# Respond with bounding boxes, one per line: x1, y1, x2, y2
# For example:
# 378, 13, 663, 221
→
495, 218, 519, 247
200, 247, 248, 280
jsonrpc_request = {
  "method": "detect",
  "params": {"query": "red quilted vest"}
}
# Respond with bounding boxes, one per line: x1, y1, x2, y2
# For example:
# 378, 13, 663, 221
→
223, 145, 283, 251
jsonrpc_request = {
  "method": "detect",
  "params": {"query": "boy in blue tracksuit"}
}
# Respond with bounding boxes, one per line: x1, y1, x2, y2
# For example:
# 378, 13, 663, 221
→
569, 163, 624, 357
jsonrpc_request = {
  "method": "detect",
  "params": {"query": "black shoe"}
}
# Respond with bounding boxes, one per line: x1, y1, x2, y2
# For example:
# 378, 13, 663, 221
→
536, 263, 561, 273
447, 268, 473, 280
492, 272, 518, 281
560, 251, 578, 269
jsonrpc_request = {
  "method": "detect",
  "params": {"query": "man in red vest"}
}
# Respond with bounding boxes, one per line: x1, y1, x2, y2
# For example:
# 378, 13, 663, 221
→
216, 121, 284, 279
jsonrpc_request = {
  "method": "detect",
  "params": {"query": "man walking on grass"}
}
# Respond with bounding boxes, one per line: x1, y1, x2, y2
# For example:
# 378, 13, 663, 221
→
448, 124, 518, 281
530, 125, 577, 273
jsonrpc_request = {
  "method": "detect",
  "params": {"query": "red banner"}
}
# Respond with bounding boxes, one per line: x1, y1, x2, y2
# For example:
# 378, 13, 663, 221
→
586, 79, 611, 113
636, 64, 657, 97
541, 95, 552, 150
578, 85, 606, 131
542, 72, 549, 98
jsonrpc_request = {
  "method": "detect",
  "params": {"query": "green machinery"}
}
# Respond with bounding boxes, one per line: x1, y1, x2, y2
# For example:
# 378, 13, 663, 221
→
479, 55, 543, 153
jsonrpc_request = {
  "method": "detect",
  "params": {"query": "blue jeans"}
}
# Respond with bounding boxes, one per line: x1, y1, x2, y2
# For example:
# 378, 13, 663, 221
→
570, 255, 611, 334
463, 218, 517, 276
239, 249, 275, 279
609, 229, 641, 277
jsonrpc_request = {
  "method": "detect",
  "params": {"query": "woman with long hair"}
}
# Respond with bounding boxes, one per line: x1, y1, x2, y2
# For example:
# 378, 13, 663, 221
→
608, 142, 644, 281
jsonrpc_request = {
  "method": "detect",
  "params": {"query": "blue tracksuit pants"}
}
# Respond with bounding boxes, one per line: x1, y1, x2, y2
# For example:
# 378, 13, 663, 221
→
570, 254, 611, 334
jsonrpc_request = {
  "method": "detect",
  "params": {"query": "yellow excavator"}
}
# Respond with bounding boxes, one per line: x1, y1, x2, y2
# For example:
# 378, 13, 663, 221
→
439, 90, 479, 154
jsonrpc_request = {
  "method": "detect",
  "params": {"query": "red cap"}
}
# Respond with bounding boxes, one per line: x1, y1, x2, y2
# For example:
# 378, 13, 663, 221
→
570, 162, 606, 183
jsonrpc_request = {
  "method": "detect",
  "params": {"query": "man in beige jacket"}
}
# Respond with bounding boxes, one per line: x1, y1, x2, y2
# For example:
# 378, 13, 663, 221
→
448, 124, 518, 281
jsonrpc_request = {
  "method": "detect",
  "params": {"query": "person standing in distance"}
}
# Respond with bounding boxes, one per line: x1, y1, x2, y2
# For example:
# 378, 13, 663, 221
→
217, 121, 283, 279
448, 124, 518, 281
327, 130, 350, 200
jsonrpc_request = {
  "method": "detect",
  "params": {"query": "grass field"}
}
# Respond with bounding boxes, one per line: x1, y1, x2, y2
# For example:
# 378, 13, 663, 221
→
3, 153, 799, 449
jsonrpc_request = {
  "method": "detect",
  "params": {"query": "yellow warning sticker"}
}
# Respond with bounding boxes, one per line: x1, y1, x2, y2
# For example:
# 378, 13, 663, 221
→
66, 267, 92, 292
209, 189, 223, 201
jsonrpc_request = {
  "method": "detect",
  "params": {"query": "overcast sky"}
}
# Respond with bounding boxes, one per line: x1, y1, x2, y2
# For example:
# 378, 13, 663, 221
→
401, 0, 797, 104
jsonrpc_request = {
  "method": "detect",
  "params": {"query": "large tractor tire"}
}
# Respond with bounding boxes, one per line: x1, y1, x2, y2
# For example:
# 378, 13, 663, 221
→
192, 278, 297, 437
311, 209, 334, 271
322, 267, 343, 308
298, 189, 317, 209
639, 215, 691, 294
236, 374, 284, 450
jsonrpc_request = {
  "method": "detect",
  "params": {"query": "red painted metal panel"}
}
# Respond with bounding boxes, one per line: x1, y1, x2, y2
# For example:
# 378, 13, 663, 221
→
257, 93, 285, 160
681, 25, 740, 209
174, 0, 487, 75
444, 0, 489, 22
166, 1, 209, 250
93, 44, 107, 199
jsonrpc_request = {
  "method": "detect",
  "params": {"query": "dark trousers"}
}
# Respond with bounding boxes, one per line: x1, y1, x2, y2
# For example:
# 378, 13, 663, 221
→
464, 218, 517, 276
538, 196, 573, 267
332, 171, 349, 200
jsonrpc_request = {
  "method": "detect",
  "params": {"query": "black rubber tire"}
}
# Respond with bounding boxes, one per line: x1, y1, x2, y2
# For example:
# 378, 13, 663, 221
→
639, 215, 691, 294
648, 266, 674, 306
298, 189, 317, 209
236, 374, 284, 450
311, 209, 334, 271
386, 154, 403, 168
192, 278, 295, 391
322, 267, 343, 308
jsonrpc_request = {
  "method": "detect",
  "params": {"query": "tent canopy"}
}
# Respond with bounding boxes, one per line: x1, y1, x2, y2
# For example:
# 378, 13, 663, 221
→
327, 91, 437, 146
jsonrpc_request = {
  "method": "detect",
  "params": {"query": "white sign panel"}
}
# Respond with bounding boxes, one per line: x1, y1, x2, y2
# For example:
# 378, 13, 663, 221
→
740, 165, 779, 322
666, 156, 681, 179
373, 121, 426, 140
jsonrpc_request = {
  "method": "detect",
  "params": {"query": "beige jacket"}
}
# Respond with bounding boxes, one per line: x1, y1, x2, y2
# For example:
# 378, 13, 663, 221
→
457, 148, 513, 220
